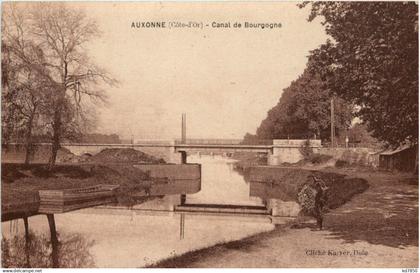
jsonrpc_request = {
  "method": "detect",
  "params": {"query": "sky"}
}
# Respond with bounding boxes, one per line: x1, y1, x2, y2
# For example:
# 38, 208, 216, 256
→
75, 2, 328, 140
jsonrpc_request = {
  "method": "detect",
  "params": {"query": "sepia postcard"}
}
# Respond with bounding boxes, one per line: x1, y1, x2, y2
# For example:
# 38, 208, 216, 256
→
1, 1, 418, 271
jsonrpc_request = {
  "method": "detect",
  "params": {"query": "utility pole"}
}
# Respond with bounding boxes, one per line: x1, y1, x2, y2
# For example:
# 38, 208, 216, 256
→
345, 127, 349, 149
331, 97, 335, 148
180, 113, 187, 204
181, 113, 186, 144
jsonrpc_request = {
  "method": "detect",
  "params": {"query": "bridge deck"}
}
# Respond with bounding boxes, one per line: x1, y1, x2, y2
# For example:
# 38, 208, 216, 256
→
175, 144, 271, 149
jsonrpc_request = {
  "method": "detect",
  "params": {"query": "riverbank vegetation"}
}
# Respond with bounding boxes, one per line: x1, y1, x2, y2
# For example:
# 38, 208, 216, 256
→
303, 2, 418, 147
2, 231, 95, 268
245, 167, 369, 210
253, 69, 353, 142
244, 2, 417, 151
1, 148, 167, 216
2, 163, 151, 213
231, 152, 268, 175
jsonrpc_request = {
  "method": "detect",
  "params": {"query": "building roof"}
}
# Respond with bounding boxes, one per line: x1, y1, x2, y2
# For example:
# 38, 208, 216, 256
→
380, 144, 412, 156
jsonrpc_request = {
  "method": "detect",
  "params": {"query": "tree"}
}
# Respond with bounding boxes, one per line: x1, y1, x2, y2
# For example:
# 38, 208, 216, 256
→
1, 41, 19, 145
2, 9, 53, 164
347, 123, 381, 148
242, 133, 261, 145
254, 68, 352, 141
30, 3, 117, 167
3, 3, 117, 167
10, 72, 47, 164
302, 2, 418, 147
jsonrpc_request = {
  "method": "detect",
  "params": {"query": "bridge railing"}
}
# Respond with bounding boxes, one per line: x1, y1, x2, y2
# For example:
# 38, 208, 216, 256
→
174, 139, 244, 145
239, 139, 274, 145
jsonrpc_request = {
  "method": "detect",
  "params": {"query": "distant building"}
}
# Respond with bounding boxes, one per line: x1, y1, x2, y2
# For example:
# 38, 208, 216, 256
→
379, 145, 417, 172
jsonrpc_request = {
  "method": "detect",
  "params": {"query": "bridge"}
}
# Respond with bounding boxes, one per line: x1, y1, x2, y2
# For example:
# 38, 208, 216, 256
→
2, 114, 323, 164
2, 139, 322, 164
60, 115, 321, 164
58, 141, 271, 163
59, 139, 321, 165
174, 143, 272, 153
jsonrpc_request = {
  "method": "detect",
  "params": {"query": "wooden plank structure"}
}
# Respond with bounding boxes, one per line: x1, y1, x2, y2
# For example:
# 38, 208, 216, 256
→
1, 202, 40, 222
38, 184, 120, 214
3, 163, 201, 219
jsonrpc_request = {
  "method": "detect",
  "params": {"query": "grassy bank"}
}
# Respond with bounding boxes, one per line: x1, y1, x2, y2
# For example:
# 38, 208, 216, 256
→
2, 163, 156, 213
231, 152, 268, 175
149, 226, 288, 268
231, 150, 370, 211
1, 148, 167, 216
246, 167, 369, 210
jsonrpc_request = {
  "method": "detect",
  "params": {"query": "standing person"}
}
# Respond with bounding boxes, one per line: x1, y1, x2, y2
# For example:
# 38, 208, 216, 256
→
312, 176, 328, 230
297, 175, 329, 230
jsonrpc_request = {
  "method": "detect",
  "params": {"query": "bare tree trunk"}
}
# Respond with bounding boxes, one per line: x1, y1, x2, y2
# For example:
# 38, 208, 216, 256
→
24, 108, 36, 165
48, 107, 61, 169
47, 214, 59, 268
414, 145, 418, 175
48, 84, 68, 170
23, 216, 30, 267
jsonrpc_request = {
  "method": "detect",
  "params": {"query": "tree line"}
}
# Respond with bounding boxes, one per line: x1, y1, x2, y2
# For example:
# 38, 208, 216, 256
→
1, 3, 117, 167
245, 2, 418, 149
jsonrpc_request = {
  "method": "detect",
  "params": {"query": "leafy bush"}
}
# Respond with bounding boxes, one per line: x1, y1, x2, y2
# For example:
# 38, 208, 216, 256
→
246, 167, 369, 210
299, 140, 333, 164
335, 159, 350, 168
308, 153, 333, 164
299, 139, 314, 159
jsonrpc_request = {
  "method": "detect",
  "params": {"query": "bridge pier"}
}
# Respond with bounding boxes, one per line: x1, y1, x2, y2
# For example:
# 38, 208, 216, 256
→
267, 150, 277, 165
269, 139, 322, 165
180, 151, 187, 164
179, 150, 188, 205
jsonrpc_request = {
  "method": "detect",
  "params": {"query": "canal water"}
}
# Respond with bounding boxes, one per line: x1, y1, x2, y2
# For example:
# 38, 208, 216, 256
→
186, 154, 264, 206
1, 155, 275, 268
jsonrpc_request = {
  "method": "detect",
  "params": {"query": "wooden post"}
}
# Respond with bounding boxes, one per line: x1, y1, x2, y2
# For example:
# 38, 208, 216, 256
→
179, 213, 185, 240
181, 113, 186, 144
47, 214, 59, 268
179, 113, 187, 207
23, 216, 30, 267
331, 98, 335, 148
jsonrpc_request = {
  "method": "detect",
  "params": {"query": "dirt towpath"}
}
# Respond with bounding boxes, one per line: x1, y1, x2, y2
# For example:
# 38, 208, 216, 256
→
153, 169, 418, 268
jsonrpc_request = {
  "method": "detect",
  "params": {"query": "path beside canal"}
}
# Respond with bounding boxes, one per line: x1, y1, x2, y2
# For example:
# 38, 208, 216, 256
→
153, 169, 419, 268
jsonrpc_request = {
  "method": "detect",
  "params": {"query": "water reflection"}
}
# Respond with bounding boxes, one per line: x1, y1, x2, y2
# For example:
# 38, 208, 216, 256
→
186, 155, 264, 206
2, 155, 278, 268
2, 209, 273, 267
2, 230, 95, 268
